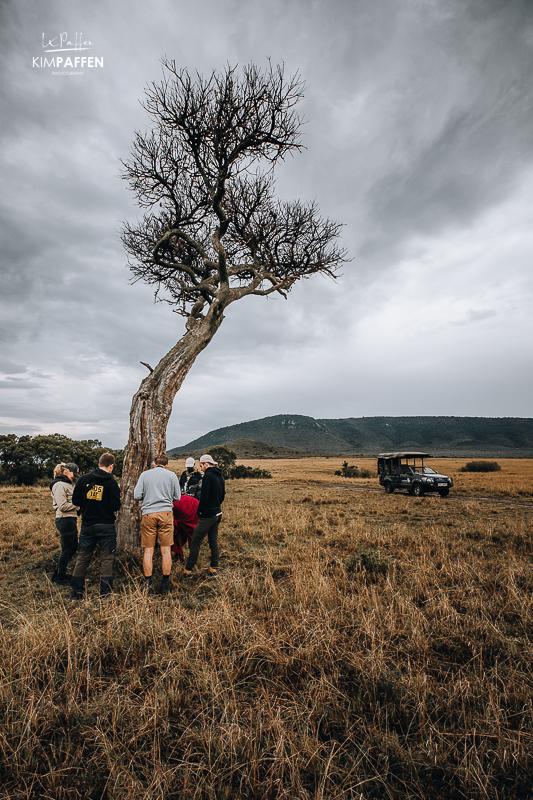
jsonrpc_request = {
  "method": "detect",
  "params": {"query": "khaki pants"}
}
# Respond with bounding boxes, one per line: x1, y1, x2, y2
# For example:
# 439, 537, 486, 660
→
140, 510, 174, 547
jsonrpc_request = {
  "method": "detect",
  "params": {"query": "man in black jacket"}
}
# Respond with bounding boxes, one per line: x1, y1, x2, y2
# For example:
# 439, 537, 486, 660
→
70, 452, 121, 599
183, 454, 225, 579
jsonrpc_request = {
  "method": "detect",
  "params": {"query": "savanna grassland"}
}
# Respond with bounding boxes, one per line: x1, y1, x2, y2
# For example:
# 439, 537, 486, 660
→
0, 459, 532, 799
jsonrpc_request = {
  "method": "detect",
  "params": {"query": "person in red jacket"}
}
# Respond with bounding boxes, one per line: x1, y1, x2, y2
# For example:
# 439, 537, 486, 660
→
172, 494, 199, 562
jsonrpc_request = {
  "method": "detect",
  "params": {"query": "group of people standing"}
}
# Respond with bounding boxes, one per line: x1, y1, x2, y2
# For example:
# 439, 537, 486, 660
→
49, 452, 225, 599
50, 452, 120, 598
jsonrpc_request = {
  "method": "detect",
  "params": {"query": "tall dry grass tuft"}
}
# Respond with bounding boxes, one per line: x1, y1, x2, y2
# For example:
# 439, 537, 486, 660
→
0, 469, 532, 798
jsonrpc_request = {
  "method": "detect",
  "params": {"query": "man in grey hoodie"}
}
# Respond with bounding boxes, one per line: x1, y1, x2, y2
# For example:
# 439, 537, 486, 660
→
134, 455, 181, 593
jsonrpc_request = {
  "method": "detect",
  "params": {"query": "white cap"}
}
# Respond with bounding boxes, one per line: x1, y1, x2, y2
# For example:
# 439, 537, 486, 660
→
199, 454, 216, 465
185, 457, 195, 468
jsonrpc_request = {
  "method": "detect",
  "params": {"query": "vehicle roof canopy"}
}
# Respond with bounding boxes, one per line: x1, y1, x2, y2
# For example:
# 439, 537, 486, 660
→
377, 452, 431, 459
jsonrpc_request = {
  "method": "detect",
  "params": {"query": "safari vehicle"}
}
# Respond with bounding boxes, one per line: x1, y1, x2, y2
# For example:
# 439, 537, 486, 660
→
377, 452, 453, 497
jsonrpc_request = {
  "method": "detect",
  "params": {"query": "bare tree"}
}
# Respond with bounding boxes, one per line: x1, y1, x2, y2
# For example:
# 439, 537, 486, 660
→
117, 60, 347, 549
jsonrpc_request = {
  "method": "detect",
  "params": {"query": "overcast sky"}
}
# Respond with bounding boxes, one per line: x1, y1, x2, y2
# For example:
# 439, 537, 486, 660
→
1, 0, 532, 450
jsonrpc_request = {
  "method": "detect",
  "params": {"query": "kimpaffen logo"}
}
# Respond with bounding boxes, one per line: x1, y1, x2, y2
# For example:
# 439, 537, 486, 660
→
33, 32, 104, 74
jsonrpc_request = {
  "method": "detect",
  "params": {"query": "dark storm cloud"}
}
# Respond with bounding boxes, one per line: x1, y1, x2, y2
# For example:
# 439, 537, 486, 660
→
285, 0, 533, 268
0, 359, 26, 374
0, 377, 41, 389
362, 37, 533, 256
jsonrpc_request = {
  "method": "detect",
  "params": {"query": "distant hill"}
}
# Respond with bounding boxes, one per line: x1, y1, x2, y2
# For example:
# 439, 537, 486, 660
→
168, 415, 533, 458
169, 438, 316, 461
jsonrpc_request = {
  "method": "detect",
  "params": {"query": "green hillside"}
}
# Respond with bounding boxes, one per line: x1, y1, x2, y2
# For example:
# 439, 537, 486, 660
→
168, 415, 533, 457
170, 438, 316, 461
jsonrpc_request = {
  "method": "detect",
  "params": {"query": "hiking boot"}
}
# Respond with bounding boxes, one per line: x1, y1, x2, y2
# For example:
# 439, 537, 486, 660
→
52, 575, 71, 586
160, 582, 172, 595
100, 577, 114, 598
70, 576, 85, 599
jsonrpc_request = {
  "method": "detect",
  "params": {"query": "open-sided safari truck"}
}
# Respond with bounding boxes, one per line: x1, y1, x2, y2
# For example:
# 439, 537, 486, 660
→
377, 452, 453, 497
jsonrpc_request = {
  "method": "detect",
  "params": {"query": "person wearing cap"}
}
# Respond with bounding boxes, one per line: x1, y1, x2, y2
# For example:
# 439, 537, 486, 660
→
49, 462, 80, 585
183, 454, 225, 580
179, 457, 202, 499
134, 454, 181, 594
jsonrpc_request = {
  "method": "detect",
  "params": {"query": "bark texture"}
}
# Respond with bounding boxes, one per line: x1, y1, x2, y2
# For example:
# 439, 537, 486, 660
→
116, 307, 224, 549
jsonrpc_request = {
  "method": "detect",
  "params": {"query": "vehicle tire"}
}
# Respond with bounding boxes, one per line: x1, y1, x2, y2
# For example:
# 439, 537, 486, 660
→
438, 488, 449, 497
384, 482, 394, 494
412, 483, 424, 497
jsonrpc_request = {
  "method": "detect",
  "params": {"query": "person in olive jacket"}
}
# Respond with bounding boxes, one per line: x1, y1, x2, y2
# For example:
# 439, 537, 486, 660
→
183, 454, 225, 579
49, 462, 79, 584
70, 452, 121, 599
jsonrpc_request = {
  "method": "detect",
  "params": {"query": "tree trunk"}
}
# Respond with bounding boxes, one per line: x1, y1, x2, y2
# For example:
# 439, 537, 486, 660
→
116, 305, 225, 550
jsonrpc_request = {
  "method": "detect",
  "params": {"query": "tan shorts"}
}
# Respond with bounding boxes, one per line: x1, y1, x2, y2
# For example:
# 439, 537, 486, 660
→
140, 510, 174, 548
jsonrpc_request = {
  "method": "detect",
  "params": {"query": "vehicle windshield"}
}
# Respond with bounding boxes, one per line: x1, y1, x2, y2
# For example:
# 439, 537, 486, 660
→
401, 463, 425, 473
421, 467, 437, 474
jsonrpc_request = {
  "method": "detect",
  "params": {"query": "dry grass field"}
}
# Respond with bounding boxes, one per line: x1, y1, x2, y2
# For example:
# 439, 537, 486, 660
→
212, 457, 533, 498
0, 458, 532, 799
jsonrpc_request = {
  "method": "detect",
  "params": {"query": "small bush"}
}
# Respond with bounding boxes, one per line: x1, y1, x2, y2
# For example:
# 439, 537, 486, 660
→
335, 461, 359, 478
460, 460, 501, 473
230, 464, 272, 479
344, 548, 391, 575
